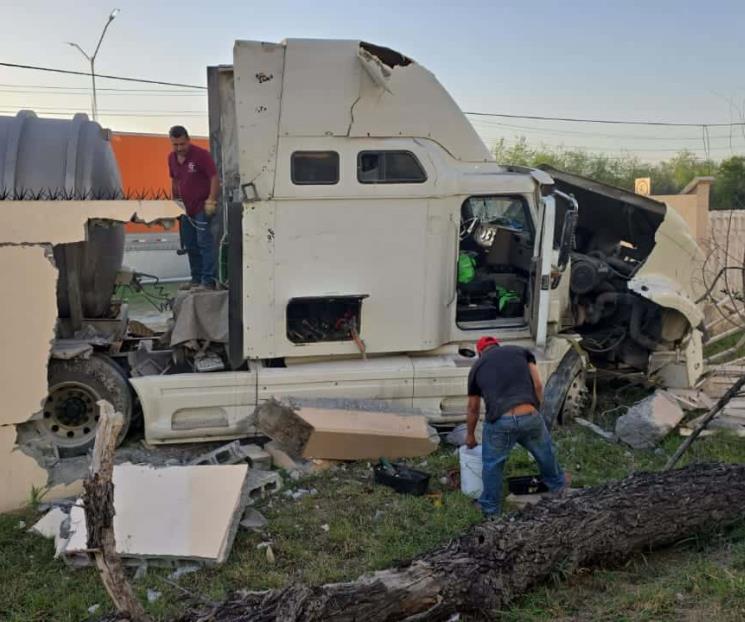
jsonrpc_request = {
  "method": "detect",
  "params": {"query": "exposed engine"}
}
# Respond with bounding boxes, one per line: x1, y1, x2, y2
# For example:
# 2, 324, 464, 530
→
569, 247, 668, 370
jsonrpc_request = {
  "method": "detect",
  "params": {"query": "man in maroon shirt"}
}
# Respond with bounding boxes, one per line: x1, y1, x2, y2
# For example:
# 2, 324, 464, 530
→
168, 125, 220, 290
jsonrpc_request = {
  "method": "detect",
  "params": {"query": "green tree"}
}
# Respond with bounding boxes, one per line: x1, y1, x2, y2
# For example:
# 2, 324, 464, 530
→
492, 138, 733, 208
711, 156, 745, 210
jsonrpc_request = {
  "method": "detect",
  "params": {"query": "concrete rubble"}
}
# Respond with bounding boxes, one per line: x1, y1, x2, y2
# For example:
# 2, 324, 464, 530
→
615, 390, 685, 449
60, 462, 252, 565
188, 440, 272, 469
253, 398, 440, 460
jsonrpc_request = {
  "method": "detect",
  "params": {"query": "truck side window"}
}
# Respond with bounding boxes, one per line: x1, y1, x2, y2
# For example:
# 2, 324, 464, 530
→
291, 151, 339, 185
357, 151, 427, 184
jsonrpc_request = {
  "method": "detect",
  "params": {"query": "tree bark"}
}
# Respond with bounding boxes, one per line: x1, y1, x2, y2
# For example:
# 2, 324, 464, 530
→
178, 462, 745, 622
84, 400, 150, 622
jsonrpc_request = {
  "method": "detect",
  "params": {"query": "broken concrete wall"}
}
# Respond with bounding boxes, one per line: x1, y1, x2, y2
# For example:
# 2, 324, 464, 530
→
0, 200, 181, 513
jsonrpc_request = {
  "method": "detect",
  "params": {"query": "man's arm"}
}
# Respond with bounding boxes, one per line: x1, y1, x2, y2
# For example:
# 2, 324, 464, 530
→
528, 362, 544, 406
208, 174, 219, 202
465, 395, 481, 448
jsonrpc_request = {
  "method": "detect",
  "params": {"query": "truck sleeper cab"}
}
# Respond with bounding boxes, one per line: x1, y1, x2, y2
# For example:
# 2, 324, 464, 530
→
129, 39, 582, 443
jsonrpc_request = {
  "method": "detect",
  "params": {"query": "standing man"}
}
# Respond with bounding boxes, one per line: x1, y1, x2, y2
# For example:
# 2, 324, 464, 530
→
466, 336, 565, 517
168, 125, 220, 290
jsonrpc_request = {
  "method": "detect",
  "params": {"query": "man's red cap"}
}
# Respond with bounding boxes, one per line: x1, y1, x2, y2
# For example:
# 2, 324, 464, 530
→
476, 336, 500, 354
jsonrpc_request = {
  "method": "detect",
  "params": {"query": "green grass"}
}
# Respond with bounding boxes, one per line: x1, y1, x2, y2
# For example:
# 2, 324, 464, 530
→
704, 328, 745, 361
3, 420, 745, 621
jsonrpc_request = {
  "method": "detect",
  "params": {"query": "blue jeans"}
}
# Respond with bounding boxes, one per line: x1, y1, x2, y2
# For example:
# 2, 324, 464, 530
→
479, 412, 565, 516
181, 212, 216, 286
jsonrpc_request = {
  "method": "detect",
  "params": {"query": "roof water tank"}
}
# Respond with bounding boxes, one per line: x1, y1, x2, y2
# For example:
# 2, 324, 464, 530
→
0, 111, 124, 319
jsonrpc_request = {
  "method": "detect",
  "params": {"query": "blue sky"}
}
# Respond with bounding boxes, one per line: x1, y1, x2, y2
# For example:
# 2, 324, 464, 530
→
1, 0, 744, 161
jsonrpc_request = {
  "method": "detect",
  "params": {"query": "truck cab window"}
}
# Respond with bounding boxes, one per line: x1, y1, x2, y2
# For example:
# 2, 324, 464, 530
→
291, 151, 339, 185
357, 151, 427, 183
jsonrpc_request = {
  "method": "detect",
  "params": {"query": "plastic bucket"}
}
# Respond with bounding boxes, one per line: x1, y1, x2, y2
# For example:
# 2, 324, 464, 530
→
459, 444, 483, 498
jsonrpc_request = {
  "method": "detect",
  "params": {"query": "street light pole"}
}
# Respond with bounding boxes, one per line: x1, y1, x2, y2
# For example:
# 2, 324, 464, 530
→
66, 8, 120, 121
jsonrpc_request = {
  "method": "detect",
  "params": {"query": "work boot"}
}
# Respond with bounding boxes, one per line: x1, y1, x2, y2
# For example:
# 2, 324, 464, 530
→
179, 281, 199, 291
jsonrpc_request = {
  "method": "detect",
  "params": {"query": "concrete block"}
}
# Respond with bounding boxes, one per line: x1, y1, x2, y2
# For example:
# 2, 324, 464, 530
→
244, 469, 282, 505
240, 444, 272, 470
615, 390, 684, 449
188, 440, 271, 469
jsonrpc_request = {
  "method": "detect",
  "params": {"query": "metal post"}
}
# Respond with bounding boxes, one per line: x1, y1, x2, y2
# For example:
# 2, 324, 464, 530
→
66, 9, 118, 122
90, 58, 97, 120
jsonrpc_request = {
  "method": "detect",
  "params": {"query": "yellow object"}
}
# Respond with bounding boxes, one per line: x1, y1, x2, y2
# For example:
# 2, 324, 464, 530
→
204, 199, 217, 216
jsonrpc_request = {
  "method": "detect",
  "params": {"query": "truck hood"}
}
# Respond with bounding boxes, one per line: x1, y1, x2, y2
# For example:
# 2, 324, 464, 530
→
538, 165, 705, 328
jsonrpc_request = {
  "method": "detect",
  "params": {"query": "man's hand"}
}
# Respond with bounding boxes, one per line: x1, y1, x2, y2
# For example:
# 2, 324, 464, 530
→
465, 432, 478, 449
204, 199, 217, 216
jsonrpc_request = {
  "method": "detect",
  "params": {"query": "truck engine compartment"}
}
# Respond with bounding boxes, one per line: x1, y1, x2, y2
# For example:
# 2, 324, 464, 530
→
543, 165, 693, 373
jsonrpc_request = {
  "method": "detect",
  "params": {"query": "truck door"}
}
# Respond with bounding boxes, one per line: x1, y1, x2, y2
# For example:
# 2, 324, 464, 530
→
529, 192, 577, 347
530, 194, 556, 348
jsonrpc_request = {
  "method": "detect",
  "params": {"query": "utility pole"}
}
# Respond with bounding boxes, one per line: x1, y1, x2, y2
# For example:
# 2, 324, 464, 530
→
66, 8, 120, 121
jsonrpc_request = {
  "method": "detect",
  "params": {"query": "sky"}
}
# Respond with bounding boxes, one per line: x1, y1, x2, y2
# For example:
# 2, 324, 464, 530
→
1, 0, 745, 162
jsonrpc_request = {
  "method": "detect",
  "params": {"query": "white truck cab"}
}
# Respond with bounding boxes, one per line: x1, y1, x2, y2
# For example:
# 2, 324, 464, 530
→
129, 39, 703, 444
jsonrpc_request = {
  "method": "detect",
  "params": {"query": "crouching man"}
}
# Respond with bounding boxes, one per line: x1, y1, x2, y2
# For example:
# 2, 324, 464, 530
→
465, 336, 565, 517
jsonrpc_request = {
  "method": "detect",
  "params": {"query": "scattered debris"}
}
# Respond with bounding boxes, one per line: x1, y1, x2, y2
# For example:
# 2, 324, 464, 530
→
665, 375, 745, 470
168, 565, 201, 581
239, 508, 268, 531
615, 390, 684, 449
575, 417, 618, 443
65, 462, 251, 565
29, 507, 67, 539
17, 520, 26, 529
133, 562, 148, 581
244, 469, 282, 505
146, 589, 161, 604
320, 523, 330, 532
254, 399, 439, 460
87, 604, 101, 615
188, 440, 272, 469
265, 545, 276, 564
666, 388, 714, 411
373, 461, 430, 496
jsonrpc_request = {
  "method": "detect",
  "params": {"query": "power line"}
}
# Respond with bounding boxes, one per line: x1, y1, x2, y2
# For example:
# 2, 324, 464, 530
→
469, 118, 739, 142
465, 111, 745, 128
0, 62, 206, 90
0, 83, 205, 93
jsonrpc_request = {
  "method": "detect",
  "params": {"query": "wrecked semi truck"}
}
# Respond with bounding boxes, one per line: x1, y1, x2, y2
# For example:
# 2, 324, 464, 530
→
2, 39, 706, 457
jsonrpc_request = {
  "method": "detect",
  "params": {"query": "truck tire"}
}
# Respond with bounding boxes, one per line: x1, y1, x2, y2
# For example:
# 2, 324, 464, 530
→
41, 354, 132, 457
541, 349, 589, 429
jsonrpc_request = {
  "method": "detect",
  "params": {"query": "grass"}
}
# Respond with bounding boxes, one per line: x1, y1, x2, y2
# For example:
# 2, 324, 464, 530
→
3, 393, 745, 620
703, 328, 745, 361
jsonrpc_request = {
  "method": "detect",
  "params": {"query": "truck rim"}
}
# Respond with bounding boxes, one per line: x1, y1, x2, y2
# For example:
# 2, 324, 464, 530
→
42, 381, 101, 447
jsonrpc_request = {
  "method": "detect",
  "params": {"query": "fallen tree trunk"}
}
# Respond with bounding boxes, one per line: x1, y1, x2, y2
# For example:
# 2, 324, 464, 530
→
178, 463, 745, 622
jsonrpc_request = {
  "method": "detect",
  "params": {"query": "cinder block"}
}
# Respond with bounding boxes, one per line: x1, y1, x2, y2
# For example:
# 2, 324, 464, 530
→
240, 444, 272, 470
188, 441, 272, 469
245, 469, 282, 505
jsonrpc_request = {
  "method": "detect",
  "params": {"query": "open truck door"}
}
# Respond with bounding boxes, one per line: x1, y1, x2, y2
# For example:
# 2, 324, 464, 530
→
530, 191, 577, 348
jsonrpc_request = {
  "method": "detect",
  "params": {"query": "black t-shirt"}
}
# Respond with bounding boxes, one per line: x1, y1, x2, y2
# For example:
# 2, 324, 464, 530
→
467, 345, 538, 422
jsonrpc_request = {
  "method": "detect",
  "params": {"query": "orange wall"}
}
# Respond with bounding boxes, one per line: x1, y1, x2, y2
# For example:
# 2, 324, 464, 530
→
111, 133, 209, 233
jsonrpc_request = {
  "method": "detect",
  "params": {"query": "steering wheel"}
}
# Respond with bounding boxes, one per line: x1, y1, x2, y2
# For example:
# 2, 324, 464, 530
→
460, 217, 480, 240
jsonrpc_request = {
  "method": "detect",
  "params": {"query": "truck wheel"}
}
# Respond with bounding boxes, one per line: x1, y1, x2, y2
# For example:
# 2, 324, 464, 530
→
41, 354, 132, 457
541, 349, 589, 429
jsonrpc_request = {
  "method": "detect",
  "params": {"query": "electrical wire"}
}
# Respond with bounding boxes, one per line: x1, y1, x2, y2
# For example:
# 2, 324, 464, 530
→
0, 62, 207, 89
465, 110, 745, 128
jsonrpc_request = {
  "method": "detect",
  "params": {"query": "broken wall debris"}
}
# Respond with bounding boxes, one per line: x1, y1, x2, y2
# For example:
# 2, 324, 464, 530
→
65, 462, 250, 564
615, 390, 685, 449
0, 199, 181, 513
253, 399, 440, 460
